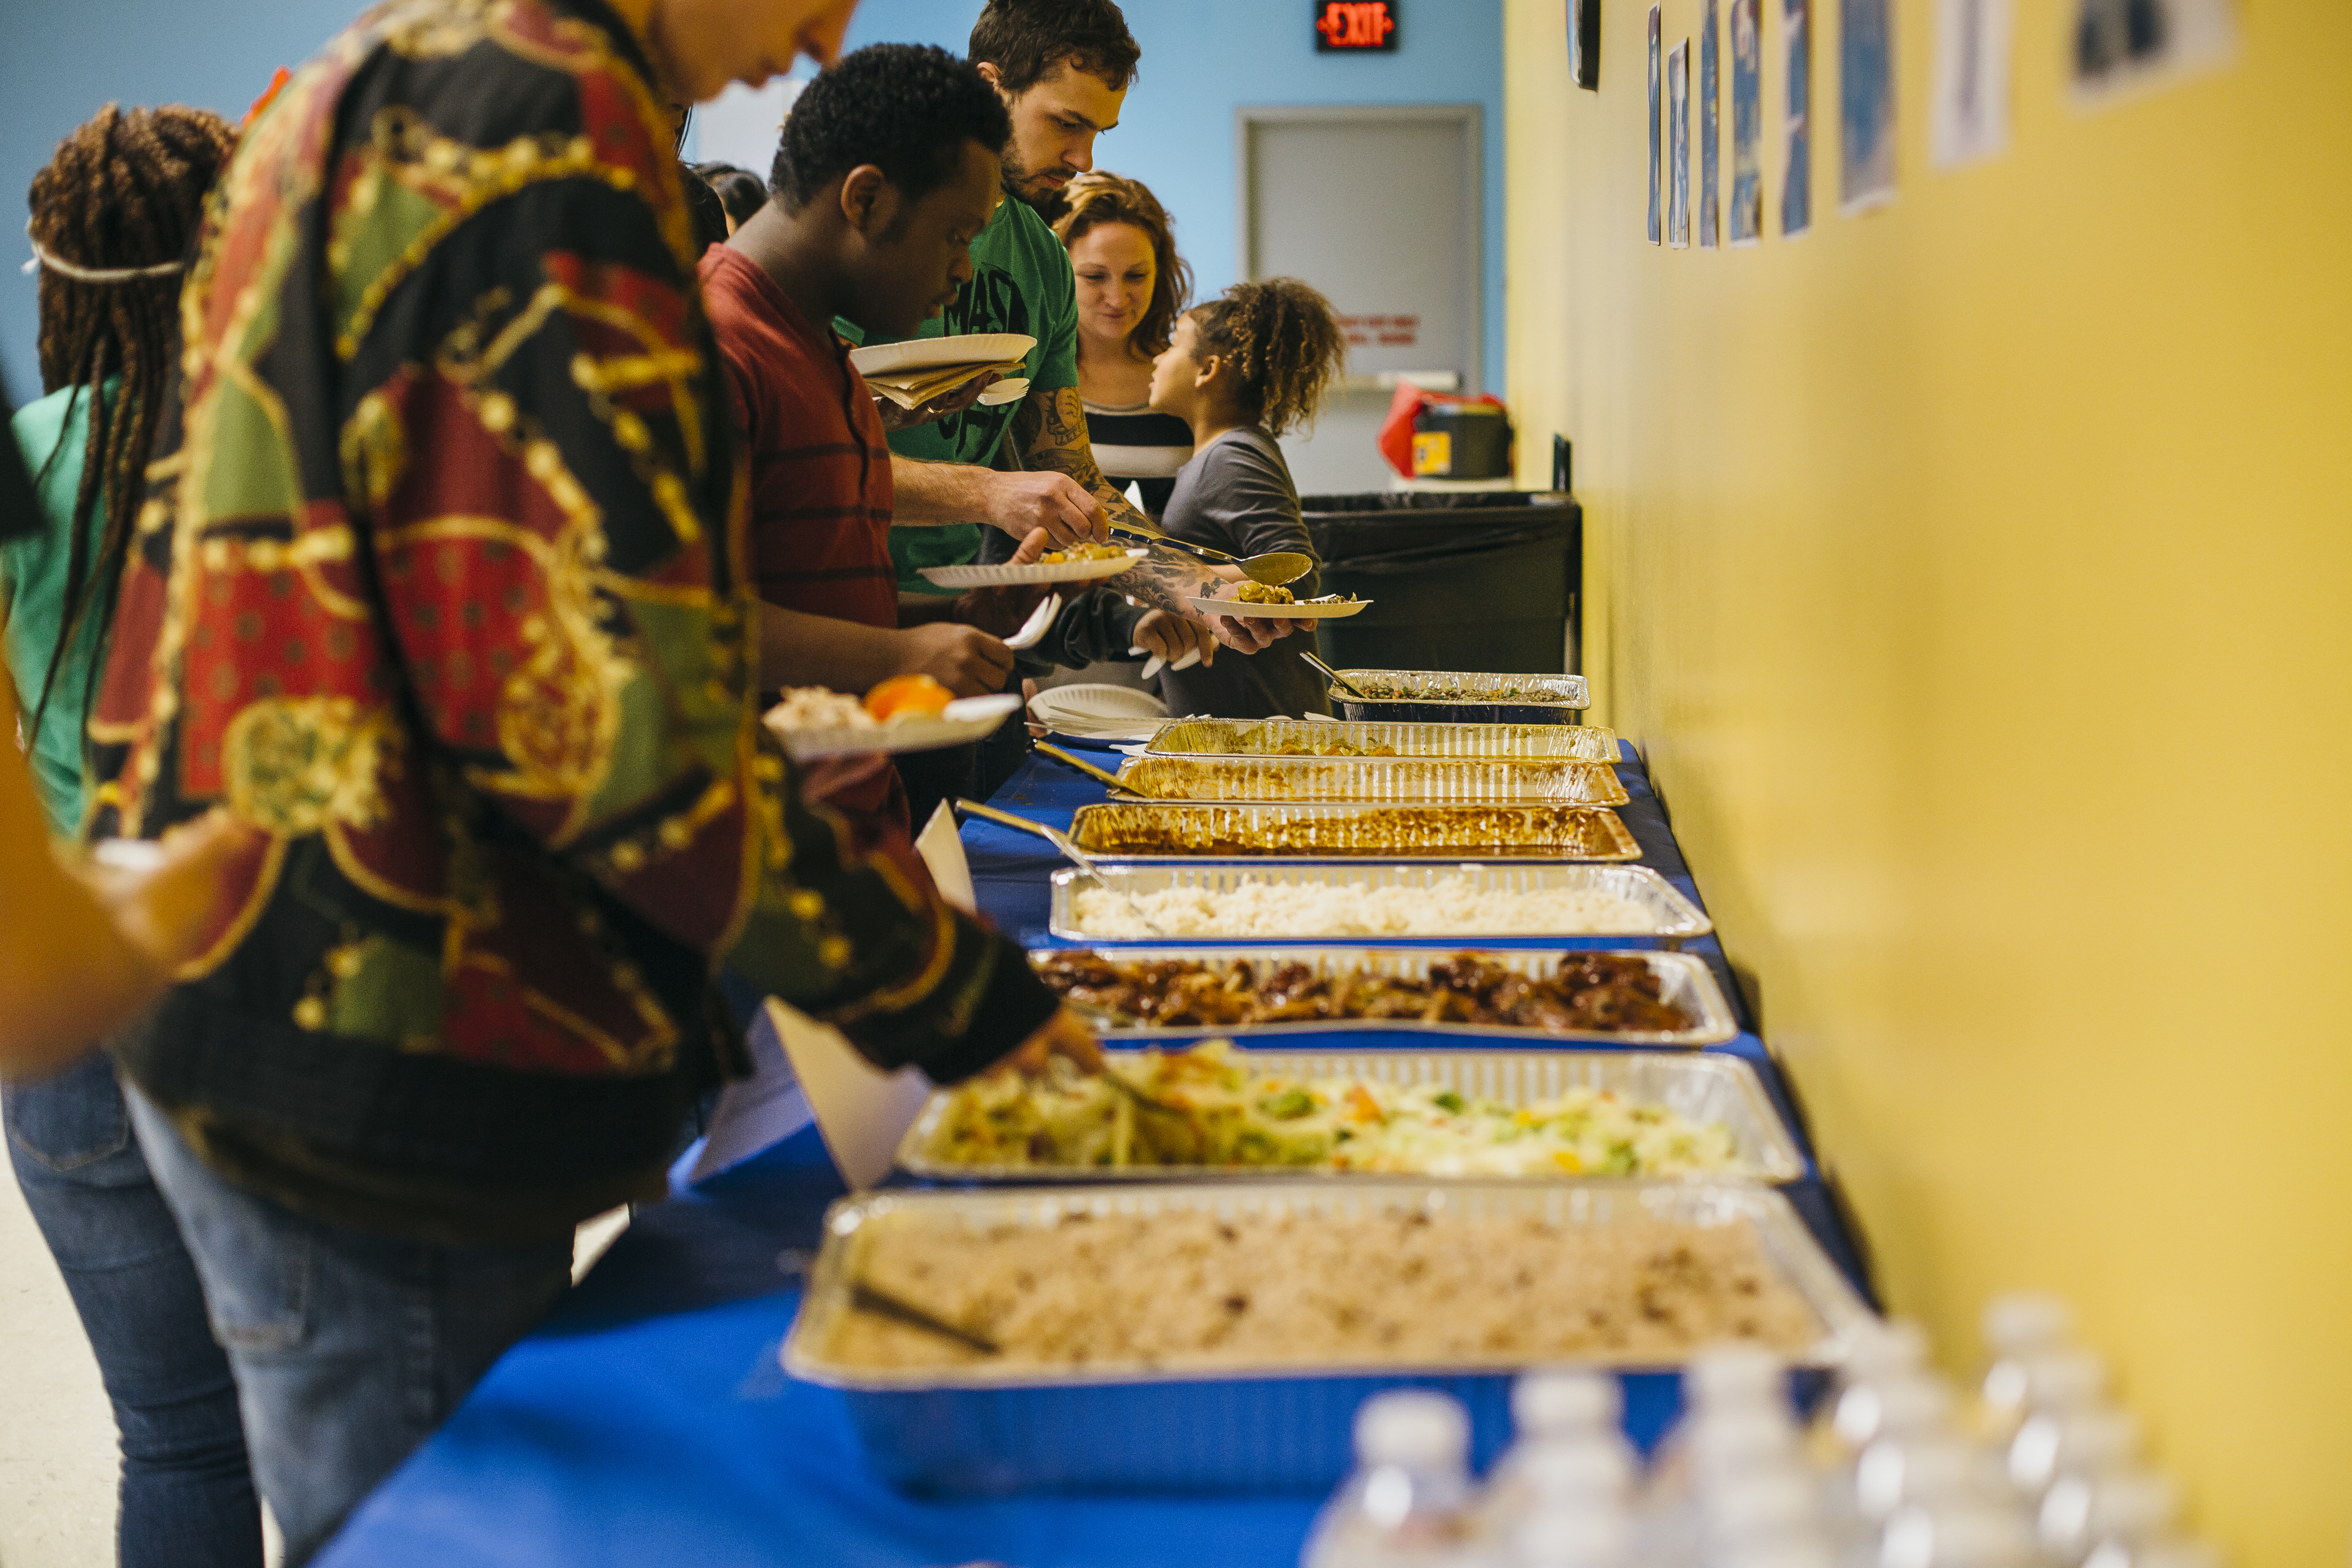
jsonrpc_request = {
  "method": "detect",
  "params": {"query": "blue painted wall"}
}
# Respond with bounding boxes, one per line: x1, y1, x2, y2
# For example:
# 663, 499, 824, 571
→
0, 0, 1504, 402
831, 0, 1507, 396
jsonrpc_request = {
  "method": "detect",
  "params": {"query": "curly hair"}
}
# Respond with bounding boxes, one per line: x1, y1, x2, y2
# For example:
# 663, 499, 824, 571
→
771, 45, 1012, 216
1052, 170, 1191, 357
1188, 278, 1347, 438
25, 102, 234, 749
693, 161, 768, 228
969, 0, 1140, 94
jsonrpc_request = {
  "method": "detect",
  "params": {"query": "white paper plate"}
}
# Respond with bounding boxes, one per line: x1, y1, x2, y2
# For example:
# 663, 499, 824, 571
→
976, 376, 1030, 406
1183, 595, 1374, 620
920, 550, 1145, 589
847, 333, 1036, 378
766, 693, 1021, 761
1027, 682, 1169, 740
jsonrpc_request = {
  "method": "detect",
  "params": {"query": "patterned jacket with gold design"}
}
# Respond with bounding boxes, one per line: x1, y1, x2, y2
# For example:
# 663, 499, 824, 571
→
87, 0, 1058, 1241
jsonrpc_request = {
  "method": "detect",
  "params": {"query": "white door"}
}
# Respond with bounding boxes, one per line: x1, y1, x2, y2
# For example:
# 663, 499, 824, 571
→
1240, 107, 1484, 498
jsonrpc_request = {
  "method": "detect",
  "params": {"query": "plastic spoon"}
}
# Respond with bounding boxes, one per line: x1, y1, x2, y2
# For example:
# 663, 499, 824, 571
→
951, 798, 1167, 937
1108, 522, 1311, 587
1298, 648, 1370, 699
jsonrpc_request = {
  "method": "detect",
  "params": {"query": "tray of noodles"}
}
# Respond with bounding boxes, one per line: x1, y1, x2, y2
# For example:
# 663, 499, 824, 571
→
1065, 801, 1642, 861
1107, 755, 1630, 807
1143, 717, 1621, 763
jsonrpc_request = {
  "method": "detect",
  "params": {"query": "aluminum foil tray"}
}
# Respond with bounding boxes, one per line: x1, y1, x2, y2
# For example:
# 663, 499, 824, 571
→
784, 1181, 1869, 1494
1018, 946, 1736, 1046
898, 1045, 1794, 1182
1048, 862, 1713, 948
1111, 755, 1630, 807
1145, 717, 1621, 763
1329, 668, 1591, 727
1066, 802, 1642, 861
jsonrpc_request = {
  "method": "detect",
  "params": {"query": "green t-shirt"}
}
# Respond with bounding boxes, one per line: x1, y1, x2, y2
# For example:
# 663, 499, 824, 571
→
849, 194, 1080, 595
2, 383, 111, 838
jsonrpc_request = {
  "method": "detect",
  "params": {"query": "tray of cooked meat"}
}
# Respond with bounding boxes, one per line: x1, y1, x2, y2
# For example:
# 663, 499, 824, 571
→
1142, 717, 1621, 763
1107, 755, 1630, 807
1027, 948, 1735, 1044
782, 1179, 1867, 1494
1064, 802, 1642, 861
1326, 668, 1591, 726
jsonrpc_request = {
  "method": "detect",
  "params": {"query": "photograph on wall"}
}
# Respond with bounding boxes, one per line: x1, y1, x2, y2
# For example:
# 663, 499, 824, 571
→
1668, 40, 1692, 247
1730, 0, 1764, 244
1570, 0, 1601, 89
1933, 0, 2012, 167
1700, 0, 1722, 247
1648, 4, 1664, 244
1782, 0, 1813, 236
1840, 0, 1897, 211
2072, 0, 2237, 105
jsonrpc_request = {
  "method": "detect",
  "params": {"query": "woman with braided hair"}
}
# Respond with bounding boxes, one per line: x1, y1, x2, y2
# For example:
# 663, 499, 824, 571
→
1143, 276, 1350, 719
3, 102, 264, 1568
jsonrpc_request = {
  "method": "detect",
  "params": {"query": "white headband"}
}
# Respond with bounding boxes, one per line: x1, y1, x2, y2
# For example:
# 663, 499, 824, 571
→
20, 225, 185, 284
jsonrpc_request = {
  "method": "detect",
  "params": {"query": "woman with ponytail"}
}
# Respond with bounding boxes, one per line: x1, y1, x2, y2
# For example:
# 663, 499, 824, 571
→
1144, 276, 1349, 719
2, 102, 263, 1568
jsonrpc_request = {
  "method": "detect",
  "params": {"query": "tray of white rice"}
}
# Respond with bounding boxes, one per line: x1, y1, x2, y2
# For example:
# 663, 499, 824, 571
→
1048, 864, 1713, 948
1108, 754, 1630, 807
1142, 717, 1623, 763
782, 1180, 1869, 1493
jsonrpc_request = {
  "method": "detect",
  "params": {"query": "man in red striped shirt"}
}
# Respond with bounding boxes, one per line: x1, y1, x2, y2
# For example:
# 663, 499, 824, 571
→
702, 44, 1089, 732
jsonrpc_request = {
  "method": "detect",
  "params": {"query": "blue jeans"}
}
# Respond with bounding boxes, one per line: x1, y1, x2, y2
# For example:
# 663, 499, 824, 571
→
4, 1056, 262, 1568
125, 1090, 575, 1566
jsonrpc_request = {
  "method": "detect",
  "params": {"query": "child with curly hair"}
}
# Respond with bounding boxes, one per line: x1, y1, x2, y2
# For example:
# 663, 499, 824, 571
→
1145, 277, 1348, 719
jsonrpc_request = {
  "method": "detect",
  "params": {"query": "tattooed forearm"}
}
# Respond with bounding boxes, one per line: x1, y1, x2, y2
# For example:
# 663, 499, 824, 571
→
1016, 384, 1220, 612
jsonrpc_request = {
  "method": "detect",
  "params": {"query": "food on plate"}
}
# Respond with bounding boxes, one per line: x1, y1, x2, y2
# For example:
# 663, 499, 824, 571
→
1232, 581, 1295, 604
930, 1040, 1738, 1175
864, 673, 956, 722
766, 688, 879, 732
1071, 803, 1631, 858
1347, 674, 1577, 704
1114, 756, 1622, 804
1034, 950, 1696, 1033
1069, 873, 1657, 938
1038, 541, 1133, 564
824, 1199, 1818, 1371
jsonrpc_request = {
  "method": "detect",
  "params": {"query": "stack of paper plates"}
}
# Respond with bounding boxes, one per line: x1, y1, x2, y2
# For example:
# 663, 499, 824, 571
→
1026, 683, 1169, 744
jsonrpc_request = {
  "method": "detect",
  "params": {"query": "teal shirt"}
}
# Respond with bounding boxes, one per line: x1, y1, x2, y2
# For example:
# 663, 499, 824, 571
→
845, 195, 1080, 595
2, 383, 111, 838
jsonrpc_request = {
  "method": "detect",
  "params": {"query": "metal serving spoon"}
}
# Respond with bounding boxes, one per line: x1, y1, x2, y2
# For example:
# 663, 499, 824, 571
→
1298, 648, 1371, 699
952, 797, 1167, 937
849, 1280, 1000, 1356
1109, 521, 1312, 588
1032, 741, 1141, 795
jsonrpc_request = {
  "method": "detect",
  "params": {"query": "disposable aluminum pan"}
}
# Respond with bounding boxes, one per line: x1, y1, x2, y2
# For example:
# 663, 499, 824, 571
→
783, 1181, 1871, 1494
1329, 668, 1591, 727
896, 1045, 1795, 1181
1018, 946, 1737, 1047
1145, 717, 1621, 763
1048, 862, 1713, 949
1111, 755, 1630, 807
1066, 801, 1642, 861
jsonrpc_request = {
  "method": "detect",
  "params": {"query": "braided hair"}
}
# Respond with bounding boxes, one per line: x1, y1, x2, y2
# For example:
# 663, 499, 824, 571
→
24, 102, 234, 746
1189, 278, 1346, 438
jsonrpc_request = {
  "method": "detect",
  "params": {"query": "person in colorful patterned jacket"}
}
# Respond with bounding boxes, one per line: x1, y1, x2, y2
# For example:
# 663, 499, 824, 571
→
78, 0, 1097, 1557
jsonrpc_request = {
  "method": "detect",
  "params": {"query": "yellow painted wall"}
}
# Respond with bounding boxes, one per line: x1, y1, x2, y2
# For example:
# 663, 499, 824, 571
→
1504, 0, 2352, 1558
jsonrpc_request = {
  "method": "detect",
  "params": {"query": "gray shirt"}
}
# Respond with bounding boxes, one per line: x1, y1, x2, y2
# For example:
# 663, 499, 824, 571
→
1155, 428, 1332, 722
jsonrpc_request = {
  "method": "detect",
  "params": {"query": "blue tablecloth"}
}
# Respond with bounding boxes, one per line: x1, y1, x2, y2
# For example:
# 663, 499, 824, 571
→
317, 740, 1874, 1568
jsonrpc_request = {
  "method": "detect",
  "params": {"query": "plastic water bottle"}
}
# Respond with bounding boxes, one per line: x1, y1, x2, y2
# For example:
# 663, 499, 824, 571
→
1482, 1437, 1637, 1541
1513, 1507, 1636, 1568
2083, 1538, 2222, 1568
1976, 1296, 2074, 1445
1819, 1375, 1960, 1547
1644, 1351, 1809, 1568
1699, 1466, 1834, 1564
1853, 1433, 2004, 1529
1878, 1504, 2037, 1568
2038, 1469, 2180, 1568
1816, 1321, 1933, 1460
1512, 1371, 1636, 1464
1304, 1392, 1479, 1568
2006, 1406, 2138, 1502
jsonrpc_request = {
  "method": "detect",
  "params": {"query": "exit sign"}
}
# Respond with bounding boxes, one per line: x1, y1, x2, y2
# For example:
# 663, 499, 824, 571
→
1314, 0, 1399, 51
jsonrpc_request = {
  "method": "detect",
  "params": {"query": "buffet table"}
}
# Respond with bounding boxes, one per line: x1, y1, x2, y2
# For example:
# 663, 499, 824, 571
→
314, 739, 1872, 1568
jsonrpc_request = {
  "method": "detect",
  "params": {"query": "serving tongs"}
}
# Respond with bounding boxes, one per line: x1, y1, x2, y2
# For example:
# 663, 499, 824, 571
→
849, 1279, 1000, 1356
1109, 521, 1311, 588
1298, 648, 1370, 699
951, 797, 1167, 937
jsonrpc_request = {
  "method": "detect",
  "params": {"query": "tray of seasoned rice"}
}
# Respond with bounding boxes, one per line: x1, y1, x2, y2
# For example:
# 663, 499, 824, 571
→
1108, 755, 1630, 807
898, 1040, 1795, 1180
782, 1180, 1868, 1493
1327, 668, 1590, 726
1143, 717, 1622, 763
1048, 863, 1712, 947
1026, 948, 1736, 1044
1065, 801, 1642, 860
